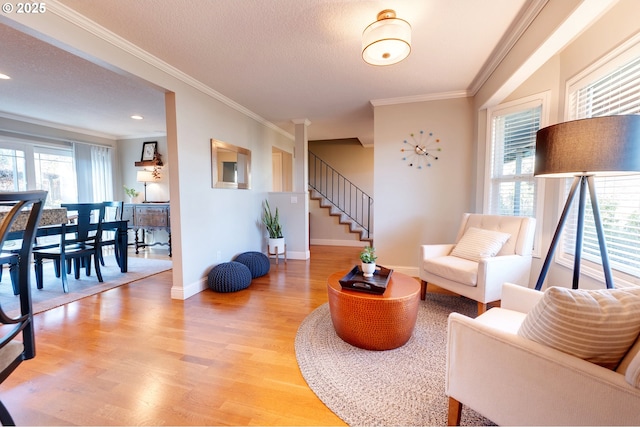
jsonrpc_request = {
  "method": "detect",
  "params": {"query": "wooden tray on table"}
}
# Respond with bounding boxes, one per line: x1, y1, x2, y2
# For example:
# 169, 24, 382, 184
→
338, 265, 394, 295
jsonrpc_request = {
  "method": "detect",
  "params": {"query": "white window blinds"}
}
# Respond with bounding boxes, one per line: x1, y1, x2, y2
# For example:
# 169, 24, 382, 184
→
489, 106, 541, 217
564, 48, 640, 281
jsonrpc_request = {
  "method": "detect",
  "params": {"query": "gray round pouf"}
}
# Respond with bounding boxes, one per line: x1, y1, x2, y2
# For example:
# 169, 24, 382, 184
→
234, 251, 270, 278
208, 261, 252, 293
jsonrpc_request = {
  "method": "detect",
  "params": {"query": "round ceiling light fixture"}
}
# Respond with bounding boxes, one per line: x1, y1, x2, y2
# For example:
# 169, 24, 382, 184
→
362, 9, 411, 66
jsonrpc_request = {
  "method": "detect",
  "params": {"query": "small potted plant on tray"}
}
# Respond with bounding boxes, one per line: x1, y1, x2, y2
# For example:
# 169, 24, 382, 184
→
360, 246, 377, 278
262, 200, 284, 255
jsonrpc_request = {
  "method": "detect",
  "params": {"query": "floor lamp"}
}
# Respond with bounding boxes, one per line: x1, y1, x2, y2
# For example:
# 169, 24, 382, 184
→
534, 115, 640, 291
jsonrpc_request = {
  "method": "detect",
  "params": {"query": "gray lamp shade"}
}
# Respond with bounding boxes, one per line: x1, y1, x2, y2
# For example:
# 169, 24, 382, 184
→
534, 115, 640, 178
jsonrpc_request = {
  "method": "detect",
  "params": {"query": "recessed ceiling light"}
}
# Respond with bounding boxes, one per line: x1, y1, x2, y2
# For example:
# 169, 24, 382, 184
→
0, 73, 11, 80
131, 115, 144, 120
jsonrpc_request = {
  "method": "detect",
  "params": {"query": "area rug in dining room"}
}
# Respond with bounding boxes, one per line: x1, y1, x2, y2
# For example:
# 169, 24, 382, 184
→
0, 256, 172, 315
294, 293, 496, 426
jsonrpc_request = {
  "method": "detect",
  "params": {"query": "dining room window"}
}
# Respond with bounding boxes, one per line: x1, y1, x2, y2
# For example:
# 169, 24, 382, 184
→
0, 137, 113, 207
0, 147, 27, 191
34, 146, 77, 206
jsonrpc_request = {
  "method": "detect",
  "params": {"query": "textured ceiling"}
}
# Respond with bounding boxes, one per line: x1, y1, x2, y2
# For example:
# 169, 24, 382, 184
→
1, 0, 533, 143
0, 22, 167, 139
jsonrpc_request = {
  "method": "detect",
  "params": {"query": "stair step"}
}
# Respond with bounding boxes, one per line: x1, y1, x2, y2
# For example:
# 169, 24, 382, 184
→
311, 187, 371, 243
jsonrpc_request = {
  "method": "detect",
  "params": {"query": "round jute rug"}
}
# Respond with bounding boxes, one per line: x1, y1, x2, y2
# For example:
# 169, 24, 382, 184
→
295, 293, 496, 426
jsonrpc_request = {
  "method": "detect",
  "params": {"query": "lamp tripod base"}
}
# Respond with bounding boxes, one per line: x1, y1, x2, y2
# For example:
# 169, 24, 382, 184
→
535, 175, 614, 291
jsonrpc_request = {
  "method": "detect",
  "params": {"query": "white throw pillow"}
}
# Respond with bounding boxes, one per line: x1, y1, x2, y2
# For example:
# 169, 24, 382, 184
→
518, 286, 640, 369
450, 227, 511, 262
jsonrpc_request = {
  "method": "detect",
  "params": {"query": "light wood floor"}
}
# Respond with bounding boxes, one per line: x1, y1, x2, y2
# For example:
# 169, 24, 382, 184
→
1, 245, 376, 426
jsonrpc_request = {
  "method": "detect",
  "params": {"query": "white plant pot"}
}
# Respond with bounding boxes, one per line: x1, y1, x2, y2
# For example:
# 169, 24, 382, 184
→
268, 237, 285, 255
361, 262, 376, 278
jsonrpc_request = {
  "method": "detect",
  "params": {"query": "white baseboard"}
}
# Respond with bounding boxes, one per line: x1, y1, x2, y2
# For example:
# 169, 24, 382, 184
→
172, 278, 207, 300
310, 238, 369, 247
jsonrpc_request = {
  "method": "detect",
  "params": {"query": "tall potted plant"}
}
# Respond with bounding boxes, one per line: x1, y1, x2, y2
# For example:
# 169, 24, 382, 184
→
359, 246, 377, 277
262, 200, 284, 255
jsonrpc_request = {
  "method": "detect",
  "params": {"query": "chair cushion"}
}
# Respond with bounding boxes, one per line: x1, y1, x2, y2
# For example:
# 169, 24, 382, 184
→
423, 256, 478, 286
474, 307, 528, 335
617, 335, 640, 375
451, 227, 511, 262
518, 286, 640, 369
624, 348, 640, 388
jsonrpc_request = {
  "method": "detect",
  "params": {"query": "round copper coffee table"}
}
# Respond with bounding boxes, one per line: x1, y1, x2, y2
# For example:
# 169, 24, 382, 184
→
327, 270, 420, 351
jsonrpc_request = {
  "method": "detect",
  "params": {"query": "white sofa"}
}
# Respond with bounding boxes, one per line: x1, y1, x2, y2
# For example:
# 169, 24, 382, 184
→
446, 283, 640, 426
420, 213, 536, 315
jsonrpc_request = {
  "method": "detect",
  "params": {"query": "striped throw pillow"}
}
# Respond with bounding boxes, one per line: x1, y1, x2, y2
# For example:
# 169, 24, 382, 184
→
450, 227, 511, 262
518, 286, 640, 369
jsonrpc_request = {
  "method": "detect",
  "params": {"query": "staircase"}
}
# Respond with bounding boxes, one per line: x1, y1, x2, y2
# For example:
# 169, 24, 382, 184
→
309, 152, 373, 243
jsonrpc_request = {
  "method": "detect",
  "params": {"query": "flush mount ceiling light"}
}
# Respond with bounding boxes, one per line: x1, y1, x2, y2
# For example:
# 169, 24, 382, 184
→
131, 114, 143, 120
0, 73, 11, 80
362, 9, 411, 66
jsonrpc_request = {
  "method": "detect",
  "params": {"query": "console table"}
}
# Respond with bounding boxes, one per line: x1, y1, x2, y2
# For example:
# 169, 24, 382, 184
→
123, 203, 171, 256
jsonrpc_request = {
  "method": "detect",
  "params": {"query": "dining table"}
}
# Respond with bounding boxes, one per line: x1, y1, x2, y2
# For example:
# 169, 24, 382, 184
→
6, 220, 130, 273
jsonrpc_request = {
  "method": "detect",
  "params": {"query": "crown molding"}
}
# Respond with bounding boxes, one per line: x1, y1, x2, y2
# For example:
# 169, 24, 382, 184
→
46, 1, 293, 141
468, 0, 549, 96
0, 111, 122, 140
370, 90, 469, 107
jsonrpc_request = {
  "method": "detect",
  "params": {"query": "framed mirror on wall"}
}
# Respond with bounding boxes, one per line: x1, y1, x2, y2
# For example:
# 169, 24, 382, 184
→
211, 139, 251, 189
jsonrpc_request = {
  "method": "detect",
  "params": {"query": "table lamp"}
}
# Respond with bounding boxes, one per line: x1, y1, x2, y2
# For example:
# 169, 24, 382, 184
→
137, 170, 155, 203
534, 115, 640, 290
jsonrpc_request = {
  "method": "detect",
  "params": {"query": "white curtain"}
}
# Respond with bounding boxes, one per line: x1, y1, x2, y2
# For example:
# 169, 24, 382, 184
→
74, 143, 113, 202
91, 145, 113, 202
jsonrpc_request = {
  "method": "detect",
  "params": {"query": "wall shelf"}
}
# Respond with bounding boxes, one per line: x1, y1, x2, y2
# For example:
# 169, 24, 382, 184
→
134, 152, 163, 167
134, 160, 162, 167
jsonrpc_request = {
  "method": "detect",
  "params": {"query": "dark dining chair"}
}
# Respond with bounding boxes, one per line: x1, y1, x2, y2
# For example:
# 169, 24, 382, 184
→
33, 203, 105, 293
0, 190, 47, 426
100, 201, 124, 267
0, 252, 18, 295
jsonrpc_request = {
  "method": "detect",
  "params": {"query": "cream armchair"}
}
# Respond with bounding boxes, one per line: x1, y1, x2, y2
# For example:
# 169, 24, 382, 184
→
446, 283, 640, 426
419, 213, 536, 314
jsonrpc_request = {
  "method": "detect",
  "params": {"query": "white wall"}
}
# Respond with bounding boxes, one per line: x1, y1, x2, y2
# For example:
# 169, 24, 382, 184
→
373, 97, 474, 276
118, 136, 169, 203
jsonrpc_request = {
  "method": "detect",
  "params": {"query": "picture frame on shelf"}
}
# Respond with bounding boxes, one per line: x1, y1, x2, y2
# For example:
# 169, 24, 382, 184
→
141, 141, 158, 162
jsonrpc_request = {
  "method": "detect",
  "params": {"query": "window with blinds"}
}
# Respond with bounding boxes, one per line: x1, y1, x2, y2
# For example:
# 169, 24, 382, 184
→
0, 138, 112, 207
488, 105, 541, 218
563, 43, 640, 282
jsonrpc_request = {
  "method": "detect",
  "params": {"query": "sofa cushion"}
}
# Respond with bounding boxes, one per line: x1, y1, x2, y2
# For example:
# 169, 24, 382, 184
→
518, 286, 640, 369
451, 227, 511, 262
423, 256, 478, 286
